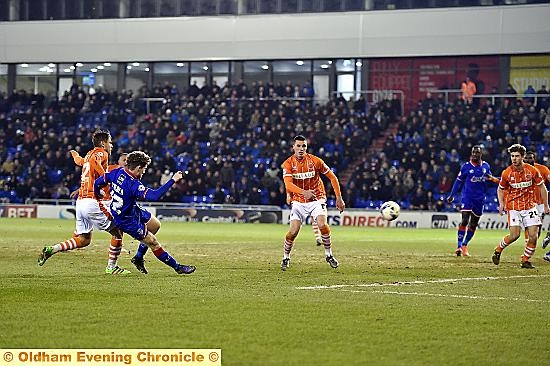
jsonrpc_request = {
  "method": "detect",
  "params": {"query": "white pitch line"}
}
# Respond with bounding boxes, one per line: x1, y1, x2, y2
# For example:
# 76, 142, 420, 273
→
359, 290, 550, 303
296, 274, 550, 290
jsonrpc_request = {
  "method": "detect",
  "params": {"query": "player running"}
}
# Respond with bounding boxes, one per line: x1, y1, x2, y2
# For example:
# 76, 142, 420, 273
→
492, 144, 550, 268
446, 145, 499, 256
70, 151, 130, 274
38, 130, 129, 274
280, 135, 345, 270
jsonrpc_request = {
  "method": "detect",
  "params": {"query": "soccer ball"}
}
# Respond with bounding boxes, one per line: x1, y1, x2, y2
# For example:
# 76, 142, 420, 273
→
380, 201, 400, 221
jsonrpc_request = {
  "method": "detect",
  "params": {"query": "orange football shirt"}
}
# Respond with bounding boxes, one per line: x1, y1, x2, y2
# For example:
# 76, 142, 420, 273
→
499, 163, 543, 211
77, 147, 108, 199
533, 162, 550, 204
282, 153, 329, 203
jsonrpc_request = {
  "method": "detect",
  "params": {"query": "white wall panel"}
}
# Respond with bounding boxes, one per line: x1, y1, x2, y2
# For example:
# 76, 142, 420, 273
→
1, 5, 548, 63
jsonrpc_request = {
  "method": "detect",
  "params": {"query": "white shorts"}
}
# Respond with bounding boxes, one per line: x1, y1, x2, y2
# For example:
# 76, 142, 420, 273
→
536, 203, 544, 216
508, 207, 541, 228
75, 198, 113, 235
289, 199, 327, 224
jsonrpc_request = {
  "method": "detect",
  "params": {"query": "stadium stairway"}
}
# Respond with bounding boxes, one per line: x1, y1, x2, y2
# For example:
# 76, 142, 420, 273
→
340, 121, 400, 186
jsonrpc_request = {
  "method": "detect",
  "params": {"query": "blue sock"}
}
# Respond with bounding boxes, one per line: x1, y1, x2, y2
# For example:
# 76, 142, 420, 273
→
457, 225, 466, 248
153, 248, 178, 269
462, 228, 476, 246
134, 243, 148, 259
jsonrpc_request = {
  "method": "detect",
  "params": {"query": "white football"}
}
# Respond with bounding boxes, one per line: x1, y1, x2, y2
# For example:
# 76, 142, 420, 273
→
380, 201, 400, 221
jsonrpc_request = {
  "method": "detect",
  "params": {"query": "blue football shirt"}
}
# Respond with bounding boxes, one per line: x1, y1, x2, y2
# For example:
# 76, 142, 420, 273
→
456, 160, 494, 199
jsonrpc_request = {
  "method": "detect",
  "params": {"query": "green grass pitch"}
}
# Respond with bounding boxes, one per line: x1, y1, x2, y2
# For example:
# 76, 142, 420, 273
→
1, 218, 550, 366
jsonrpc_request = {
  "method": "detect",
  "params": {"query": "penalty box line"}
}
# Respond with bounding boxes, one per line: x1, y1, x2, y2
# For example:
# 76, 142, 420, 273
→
295, 274, 550, 290
340, 289, 550, 303
357, 290, 550, 303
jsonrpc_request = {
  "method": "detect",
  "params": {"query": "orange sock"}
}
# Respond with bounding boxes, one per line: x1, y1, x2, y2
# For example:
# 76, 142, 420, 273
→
319, 225, 332, 256
522, 244, 536, 262
108, 237, 123, 268
52, 236, 82, 253
497, 235, 512, 253
312, 221, 322, 242
283, 232, 297, 257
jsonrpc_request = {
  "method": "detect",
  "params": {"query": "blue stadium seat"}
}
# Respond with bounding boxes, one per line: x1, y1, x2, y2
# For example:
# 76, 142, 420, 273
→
47, 169, 63, 184
180, 196, 194, 203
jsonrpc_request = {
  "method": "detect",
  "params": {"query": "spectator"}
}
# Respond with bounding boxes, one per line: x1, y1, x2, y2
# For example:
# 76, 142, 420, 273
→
524, 84, 536, 104
461, 77, 476, 105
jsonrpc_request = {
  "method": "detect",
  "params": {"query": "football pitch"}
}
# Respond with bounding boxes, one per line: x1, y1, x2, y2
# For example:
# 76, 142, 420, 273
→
1, 218, 550, 366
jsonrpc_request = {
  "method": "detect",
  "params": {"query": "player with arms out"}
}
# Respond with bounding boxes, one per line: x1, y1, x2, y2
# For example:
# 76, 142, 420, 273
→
70, 151, 130, 274
447, 145, 499, 256
94, 151, 195, 275
492, 144, 550, 268
38, 130, 129, 274
280, 135, 345, 270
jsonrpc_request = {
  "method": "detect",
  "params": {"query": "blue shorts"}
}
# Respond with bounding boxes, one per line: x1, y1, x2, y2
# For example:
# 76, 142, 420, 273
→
116, 208, 152, 241
460, 196, 484, 217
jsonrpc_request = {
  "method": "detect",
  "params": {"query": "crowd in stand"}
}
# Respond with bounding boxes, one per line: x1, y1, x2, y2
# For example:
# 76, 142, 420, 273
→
346, 88, 550, 211
1, 80, 549, 211
0, 81, 391, 207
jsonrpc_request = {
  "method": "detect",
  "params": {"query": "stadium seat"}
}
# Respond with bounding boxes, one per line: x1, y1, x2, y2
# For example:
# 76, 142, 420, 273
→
180, 196, 194, 203
47, 169, 63, 184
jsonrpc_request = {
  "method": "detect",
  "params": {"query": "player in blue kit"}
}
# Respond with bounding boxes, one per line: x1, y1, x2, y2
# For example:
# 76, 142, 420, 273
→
94, 151, 195, 275
447, 145, 500, 256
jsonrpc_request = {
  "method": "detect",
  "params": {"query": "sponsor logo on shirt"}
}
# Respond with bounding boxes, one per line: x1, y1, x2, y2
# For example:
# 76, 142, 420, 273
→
510, 180, 532, 189
293, 171, 315, 180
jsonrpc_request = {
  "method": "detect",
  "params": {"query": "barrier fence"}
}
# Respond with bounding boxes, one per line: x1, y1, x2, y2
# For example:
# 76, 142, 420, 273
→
3, 203, 550, 231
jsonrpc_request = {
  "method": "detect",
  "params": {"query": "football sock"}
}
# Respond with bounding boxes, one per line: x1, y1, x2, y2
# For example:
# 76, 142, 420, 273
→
457, 225, 466, 248
496, 235, 512, 253
524, 230, 529, 244
522, 244, 536, 262
107, 237, 123, 269
283, 232, 296, 259
153, 247, 177, 269
319, 225, 332, 257
51, 236, 82, 254
312, 220, 322, 242
134, 243, 148, 259
462, 227, 476, 246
